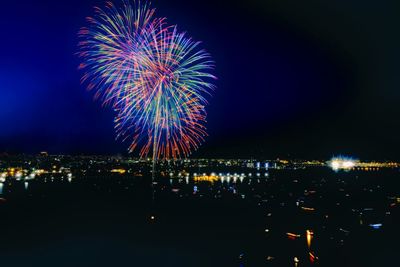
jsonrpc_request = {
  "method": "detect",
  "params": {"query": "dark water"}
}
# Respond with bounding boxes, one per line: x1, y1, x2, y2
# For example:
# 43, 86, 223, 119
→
0, 168, 399, 267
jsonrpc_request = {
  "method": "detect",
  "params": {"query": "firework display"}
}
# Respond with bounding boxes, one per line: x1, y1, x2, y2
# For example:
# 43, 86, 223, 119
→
78, 0, 216, 159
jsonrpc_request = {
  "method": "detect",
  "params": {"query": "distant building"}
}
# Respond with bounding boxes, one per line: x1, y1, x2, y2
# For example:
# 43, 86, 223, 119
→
246, 162, 254, 168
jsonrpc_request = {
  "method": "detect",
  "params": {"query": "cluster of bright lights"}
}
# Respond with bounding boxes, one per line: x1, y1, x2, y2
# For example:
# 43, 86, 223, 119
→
0, 173, 6, 183
78, 0, 216, 159
329, 157, 356, 171
191, 172, 269, 183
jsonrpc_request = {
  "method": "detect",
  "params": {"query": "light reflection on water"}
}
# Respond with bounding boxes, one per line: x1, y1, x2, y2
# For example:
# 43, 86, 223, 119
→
0, 168, 398, 266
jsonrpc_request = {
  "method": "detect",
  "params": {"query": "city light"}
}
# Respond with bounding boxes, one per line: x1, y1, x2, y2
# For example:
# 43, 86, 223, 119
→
111, 169, 126, 174
306, 230, 313, 249
328, 157, 357, 171
369, 223, 382, 230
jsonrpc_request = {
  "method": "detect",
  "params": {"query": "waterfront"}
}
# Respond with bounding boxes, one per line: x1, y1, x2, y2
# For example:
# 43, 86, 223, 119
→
0, 160, 399, 267
2, 0, 399, 265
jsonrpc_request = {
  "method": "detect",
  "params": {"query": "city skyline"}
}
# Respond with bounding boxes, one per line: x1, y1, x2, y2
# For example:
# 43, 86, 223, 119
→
1, 152, 399, 266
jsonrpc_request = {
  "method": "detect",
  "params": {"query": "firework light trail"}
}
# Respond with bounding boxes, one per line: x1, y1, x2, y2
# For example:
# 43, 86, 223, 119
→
78, 0, 216, 162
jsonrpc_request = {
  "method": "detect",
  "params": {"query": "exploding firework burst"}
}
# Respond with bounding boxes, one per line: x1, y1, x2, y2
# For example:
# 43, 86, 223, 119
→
78, 0, 216, 159
78, 0, 161, 105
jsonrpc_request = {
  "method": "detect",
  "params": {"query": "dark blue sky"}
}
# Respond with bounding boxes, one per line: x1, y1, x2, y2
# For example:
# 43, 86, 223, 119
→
1, 0, 399, 159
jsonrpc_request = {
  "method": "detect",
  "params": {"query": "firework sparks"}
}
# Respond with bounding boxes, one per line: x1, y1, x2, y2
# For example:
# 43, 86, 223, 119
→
78, 0, 216, 159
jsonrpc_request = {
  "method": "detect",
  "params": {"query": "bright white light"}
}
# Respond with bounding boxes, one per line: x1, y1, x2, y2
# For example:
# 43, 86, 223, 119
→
342, 161, 355, 168
329, 157, 357, 171
330, 160, 340, 170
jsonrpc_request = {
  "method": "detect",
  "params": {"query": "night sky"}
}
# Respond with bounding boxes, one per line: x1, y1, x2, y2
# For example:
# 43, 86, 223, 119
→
1, 0, 399, 159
